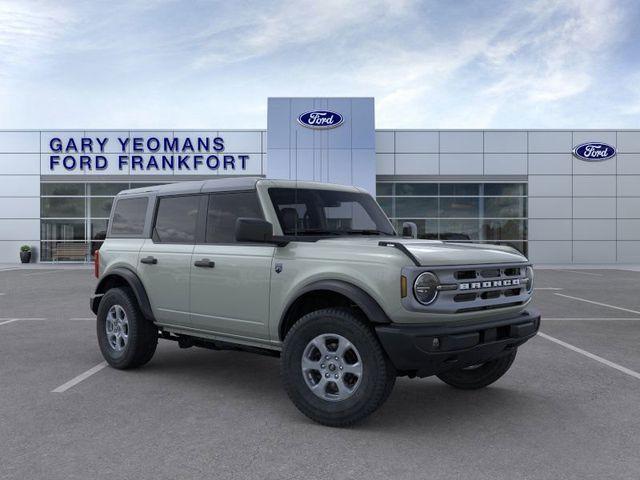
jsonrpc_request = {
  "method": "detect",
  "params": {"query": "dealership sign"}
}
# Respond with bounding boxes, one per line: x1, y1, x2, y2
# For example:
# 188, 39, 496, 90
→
297, 110, 344, 129
572, 142, 616, 162
46, 135, 249, 173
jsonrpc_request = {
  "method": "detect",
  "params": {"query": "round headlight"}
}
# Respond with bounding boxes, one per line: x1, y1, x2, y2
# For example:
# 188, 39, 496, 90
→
525, 266, 534, 293
413, 272, 439, 305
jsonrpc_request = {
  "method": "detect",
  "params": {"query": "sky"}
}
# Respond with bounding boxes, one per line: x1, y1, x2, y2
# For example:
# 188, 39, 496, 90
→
0, 0, 638, 129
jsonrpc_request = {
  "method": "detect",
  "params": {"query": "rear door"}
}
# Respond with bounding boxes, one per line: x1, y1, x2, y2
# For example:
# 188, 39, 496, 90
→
137, 194, 202, 326
189, 190, 274, 340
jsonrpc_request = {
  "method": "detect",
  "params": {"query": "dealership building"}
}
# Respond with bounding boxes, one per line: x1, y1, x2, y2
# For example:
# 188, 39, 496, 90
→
0, 97, 639, 265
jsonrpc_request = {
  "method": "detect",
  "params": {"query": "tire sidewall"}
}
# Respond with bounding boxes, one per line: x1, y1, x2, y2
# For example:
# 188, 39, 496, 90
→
282, 310, 390, 420
96, 288, 144, 369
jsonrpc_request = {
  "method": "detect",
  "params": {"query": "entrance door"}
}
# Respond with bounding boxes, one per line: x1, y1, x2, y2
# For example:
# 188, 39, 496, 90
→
138, 194, 201, 326
189, 191, 274, 340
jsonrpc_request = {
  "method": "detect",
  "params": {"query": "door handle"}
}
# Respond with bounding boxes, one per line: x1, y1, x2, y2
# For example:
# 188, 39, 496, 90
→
194, 259, 215, 268
140, 256, 158, 265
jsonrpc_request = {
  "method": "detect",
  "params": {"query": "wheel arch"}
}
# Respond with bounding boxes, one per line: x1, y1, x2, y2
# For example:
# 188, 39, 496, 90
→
278, 280, 391, 341
92, 267, 155, 322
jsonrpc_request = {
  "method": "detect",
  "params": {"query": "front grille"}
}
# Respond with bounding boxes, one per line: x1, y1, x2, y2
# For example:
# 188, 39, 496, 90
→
403, 263, 531, 314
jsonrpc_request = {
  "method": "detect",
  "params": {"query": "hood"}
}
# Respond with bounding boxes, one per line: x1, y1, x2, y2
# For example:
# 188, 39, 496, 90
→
316, 237, 527, 266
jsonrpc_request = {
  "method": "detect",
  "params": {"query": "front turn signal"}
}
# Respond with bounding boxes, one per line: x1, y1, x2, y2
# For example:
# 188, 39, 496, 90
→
400, 275, 407, 298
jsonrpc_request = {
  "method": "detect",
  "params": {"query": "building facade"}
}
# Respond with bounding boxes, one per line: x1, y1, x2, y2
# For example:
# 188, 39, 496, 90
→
0, 97, 638, 264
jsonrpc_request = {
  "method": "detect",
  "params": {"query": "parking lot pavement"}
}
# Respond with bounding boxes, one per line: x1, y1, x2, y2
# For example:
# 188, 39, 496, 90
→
1, 267, 639, 479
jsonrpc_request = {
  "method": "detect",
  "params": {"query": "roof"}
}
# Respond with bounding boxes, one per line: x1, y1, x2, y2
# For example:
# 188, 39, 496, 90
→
117, 177, 363, 197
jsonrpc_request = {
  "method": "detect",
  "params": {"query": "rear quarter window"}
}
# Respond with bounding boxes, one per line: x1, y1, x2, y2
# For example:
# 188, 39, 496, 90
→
110, 197, 148, 236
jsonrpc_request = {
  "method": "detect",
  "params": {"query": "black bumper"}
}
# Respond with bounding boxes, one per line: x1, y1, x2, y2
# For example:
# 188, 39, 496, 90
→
375, 309, 540, 378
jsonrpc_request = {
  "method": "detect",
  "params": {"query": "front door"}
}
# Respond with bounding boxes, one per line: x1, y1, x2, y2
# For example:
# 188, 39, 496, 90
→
138, 194, 201, 326
189, 191, 274, 340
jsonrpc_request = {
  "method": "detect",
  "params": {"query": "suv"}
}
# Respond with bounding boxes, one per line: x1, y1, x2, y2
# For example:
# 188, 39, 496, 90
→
91, 177, 540, 426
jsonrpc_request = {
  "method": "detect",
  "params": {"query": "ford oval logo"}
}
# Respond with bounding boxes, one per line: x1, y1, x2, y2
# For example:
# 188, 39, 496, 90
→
297, 110, 344, 129
573, 142, 616, 162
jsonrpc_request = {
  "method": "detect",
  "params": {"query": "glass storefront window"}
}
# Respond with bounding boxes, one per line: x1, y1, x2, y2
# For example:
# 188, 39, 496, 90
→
39, 181, 163, 262
41, 197, 85, 217
376, 182, 528, 255
90, 197, 114, 218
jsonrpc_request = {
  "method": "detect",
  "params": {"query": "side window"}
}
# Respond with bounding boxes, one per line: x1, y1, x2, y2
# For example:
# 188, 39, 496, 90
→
206, 191, 263, 243
110, 197, 148, 236
154, 195, 200, 244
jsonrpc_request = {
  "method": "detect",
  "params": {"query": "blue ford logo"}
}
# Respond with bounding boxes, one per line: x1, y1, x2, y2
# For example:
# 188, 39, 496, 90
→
573, 142, 616, 161
297, 110, 344, 129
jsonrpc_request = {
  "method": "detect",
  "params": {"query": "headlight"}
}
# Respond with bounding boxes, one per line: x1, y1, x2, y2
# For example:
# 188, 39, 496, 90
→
525, 266, 534, 293
413, 272, 439, 305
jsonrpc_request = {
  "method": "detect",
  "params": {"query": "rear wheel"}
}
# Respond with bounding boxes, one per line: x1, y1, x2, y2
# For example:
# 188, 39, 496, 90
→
436, 349, 517, 390
281, 308, 396, 427
96, 287, 158, 369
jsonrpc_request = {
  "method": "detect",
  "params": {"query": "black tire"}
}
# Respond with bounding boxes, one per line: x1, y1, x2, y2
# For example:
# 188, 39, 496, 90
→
436, 349, 517, 390
96, 287, 158, 369
281, 308, 396, 427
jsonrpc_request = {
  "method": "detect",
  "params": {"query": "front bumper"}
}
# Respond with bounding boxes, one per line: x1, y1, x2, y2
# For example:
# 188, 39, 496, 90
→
375, 309, 540, 377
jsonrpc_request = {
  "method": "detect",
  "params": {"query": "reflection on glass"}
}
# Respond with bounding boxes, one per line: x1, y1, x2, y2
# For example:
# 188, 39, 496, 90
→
41, 198, 85, 217
484, 183, 527, 196
482, 219, 526, 240
440, 183, 479, 196
376, 183, 393, 196
439, 198, 479, 218
90, 197, 114, 218
395, 183, 437, 196
484, 197, 526, 218
395, 198, 438, 217
41, 183, 85, 196
40, 241, 88, 262
89, 183, 129, 196
438, 220, 480, 240
41, 220, 85, 240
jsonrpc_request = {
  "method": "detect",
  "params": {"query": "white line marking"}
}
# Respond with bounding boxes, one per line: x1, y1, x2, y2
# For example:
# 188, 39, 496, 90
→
535, 287, 564, 291
548, 269, 603, 277
0, 318, 19, 326
538, 332, 640, 380
554, 293, 640, 315
544, 317, 640, 321
69, 317, 95, 321
51, 362, 108, 393
22, 271, 58, 276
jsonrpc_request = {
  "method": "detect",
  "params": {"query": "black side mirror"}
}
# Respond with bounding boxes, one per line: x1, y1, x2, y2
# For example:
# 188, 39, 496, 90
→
402, 221, 418, 239
235, 218, 275, 243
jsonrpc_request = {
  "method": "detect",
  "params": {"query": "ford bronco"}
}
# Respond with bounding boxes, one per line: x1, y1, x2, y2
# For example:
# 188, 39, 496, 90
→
91, 177, 540, 426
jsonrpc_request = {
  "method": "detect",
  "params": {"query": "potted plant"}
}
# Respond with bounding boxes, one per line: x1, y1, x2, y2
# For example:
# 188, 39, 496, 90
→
20, 245, 32, 264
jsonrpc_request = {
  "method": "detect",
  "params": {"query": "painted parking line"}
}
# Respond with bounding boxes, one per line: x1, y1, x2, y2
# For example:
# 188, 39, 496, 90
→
22, 271, 58, 276
535, 287, 563, 291
538, 332, 640, 380
51, 362, 108, 393
548, 269, 603, 277
0, 318, 19, 326
554, 293, 640, 315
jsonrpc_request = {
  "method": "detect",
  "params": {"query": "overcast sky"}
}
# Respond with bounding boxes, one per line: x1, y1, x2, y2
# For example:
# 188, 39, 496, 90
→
0, 0, 638, 129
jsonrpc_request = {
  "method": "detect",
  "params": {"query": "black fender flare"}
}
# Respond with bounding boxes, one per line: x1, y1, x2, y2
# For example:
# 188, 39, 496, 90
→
91, 267, 155, 322
279, 279, 391, 339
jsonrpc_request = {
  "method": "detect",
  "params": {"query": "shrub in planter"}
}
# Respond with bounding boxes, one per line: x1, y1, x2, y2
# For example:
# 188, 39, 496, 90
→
20, 245, 32, 264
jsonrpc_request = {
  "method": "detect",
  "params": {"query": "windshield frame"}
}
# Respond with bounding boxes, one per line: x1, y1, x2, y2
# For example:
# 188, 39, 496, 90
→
267, 187, 397, 238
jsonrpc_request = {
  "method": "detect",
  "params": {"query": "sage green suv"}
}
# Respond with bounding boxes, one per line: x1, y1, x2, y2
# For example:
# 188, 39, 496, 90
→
91, 177, 540, 426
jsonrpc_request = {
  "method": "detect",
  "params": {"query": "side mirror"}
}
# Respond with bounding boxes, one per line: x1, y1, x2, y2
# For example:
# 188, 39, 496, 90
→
235, 218, 275, 243
402, 221, 418, 239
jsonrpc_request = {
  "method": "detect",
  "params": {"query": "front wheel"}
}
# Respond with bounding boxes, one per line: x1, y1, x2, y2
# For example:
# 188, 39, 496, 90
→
281, 308, 396, 427
436, 349, 517, 390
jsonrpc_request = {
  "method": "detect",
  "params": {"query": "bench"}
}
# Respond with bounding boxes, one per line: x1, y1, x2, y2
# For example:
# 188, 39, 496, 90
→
52, 243, 88, 262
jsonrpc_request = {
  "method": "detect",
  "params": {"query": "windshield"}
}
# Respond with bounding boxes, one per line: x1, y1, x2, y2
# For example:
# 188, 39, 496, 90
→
268, 188, 396, 237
